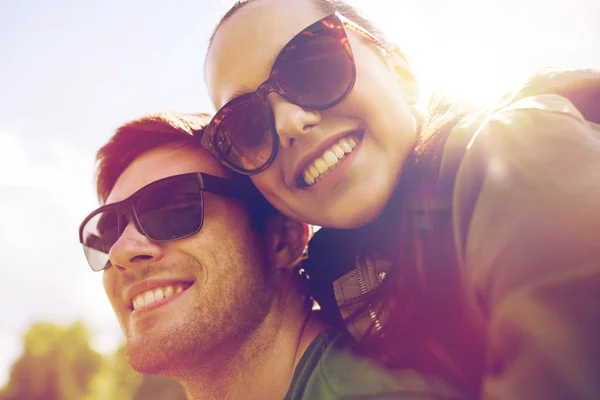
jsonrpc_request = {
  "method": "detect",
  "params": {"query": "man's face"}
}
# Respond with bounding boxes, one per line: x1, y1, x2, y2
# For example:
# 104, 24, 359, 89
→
103, 144, 278, 375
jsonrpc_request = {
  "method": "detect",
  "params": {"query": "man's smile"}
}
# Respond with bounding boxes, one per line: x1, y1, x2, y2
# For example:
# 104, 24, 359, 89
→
127, 280, 194, 314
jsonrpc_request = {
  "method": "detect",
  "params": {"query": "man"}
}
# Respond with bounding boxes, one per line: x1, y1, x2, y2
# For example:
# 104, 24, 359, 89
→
79, 112, 464, 399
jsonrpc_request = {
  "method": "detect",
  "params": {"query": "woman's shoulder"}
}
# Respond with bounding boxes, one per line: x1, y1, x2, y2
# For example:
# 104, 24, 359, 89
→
442, 92, 596, 177
441, 65, 600, 178
443, 78, 600, 400
460, 93, 597, 187
448, 91, 599, 262
469, 92, 594, 149
440, 91, 599, 203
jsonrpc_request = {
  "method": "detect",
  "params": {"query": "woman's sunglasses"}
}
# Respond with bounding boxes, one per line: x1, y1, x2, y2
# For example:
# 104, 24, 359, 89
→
79, 172, 260, 272
201, 13, 385, 175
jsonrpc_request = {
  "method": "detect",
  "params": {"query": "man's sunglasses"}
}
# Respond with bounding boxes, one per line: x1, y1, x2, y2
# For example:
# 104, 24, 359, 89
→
79, 172, 261, 272
201, 13, 385, 175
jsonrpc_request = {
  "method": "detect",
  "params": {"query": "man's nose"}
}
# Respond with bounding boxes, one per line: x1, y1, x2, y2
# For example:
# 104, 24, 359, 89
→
268, 94, 321, 149
108, 221, 164, 271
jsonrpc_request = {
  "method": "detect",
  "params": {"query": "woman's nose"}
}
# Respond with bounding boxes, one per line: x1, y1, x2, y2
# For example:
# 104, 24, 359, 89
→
268, 94, 321, 148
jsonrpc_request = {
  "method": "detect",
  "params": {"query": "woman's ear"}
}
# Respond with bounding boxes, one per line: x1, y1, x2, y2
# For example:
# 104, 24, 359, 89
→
264, 215, 308, 272
384, 43, 419, 104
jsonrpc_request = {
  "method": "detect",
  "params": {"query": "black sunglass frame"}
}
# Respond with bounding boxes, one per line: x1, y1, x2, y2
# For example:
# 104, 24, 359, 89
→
79, 172, 258, 271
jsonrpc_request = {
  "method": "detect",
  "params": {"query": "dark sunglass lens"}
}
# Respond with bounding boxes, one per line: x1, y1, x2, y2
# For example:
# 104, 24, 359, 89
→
82, 210, 119, 271
136, 178, 203, 241
277, 33, 353, 108
216, 102, 274, 171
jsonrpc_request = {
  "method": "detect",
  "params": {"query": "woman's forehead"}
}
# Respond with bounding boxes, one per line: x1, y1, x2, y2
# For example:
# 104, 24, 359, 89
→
205, 0, 327, 108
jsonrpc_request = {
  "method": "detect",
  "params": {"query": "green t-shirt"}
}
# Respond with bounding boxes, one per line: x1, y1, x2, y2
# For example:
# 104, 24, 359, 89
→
284, 329, 465, 400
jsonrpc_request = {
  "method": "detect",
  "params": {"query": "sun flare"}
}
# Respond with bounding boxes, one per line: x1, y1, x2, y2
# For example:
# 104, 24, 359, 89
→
352, 0, 592, 106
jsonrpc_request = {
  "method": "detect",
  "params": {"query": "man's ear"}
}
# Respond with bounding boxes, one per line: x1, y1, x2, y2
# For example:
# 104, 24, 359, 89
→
384, 43, 419, 105
264, 215, 308, 272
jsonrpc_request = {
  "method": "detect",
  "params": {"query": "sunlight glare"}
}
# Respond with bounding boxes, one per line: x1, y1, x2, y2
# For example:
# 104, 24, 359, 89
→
350, 0, 583, 106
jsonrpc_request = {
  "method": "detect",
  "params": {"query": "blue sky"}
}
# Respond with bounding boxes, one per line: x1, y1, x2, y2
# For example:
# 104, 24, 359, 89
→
1, 0, 599, 385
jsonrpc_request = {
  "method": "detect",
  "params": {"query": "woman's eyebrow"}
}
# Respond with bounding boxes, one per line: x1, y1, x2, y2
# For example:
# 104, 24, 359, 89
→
227, 87, 253, 102
224, 46, 283, 104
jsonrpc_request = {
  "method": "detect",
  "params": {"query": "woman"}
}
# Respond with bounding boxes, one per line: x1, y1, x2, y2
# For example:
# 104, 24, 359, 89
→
201, 0, 600, 398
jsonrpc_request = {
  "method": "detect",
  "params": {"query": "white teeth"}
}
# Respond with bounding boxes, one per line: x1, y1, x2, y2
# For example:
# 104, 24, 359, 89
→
303, 171, 316, 186
323, 150, 339, 168
332, 145, 345, 158
301, 134, 362, 187
144, 291, 154, 305
340, 139, 353, 153
132, 284, 186, 311
315, 159, 328, 174
348, 137, 358, 148
134, 297, 143, 309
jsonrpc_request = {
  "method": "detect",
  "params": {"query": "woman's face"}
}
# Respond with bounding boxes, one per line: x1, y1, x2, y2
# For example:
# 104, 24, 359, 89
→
205, 0, 418, 228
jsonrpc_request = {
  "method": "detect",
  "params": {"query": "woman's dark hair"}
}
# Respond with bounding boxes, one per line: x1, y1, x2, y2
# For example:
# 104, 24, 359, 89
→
210, 0, 388, 48
357, 95, 487, 396
210, 0, 486, 395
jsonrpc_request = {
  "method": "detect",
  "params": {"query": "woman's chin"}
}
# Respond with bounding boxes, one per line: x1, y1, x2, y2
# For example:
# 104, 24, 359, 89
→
316, 200, 388, 230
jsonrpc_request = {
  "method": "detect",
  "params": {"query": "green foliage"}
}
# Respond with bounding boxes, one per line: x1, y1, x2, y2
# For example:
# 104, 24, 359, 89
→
0, 322, 187, 400
0, 322, 102, 400
83, 344, 143, 400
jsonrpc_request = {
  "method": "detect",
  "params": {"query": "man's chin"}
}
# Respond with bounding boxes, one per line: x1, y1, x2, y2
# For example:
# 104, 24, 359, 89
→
124, 335, 191, 376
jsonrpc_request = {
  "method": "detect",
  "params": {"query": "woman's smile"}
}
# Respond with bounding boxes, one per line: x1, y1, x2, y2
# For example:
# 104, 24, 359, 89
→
294, 130, 363, 187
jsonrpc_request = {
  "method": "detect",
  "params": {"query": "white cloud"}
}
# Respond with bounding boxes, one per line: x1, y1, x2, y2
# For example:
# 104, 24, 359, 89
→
0, 131, 122, 386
